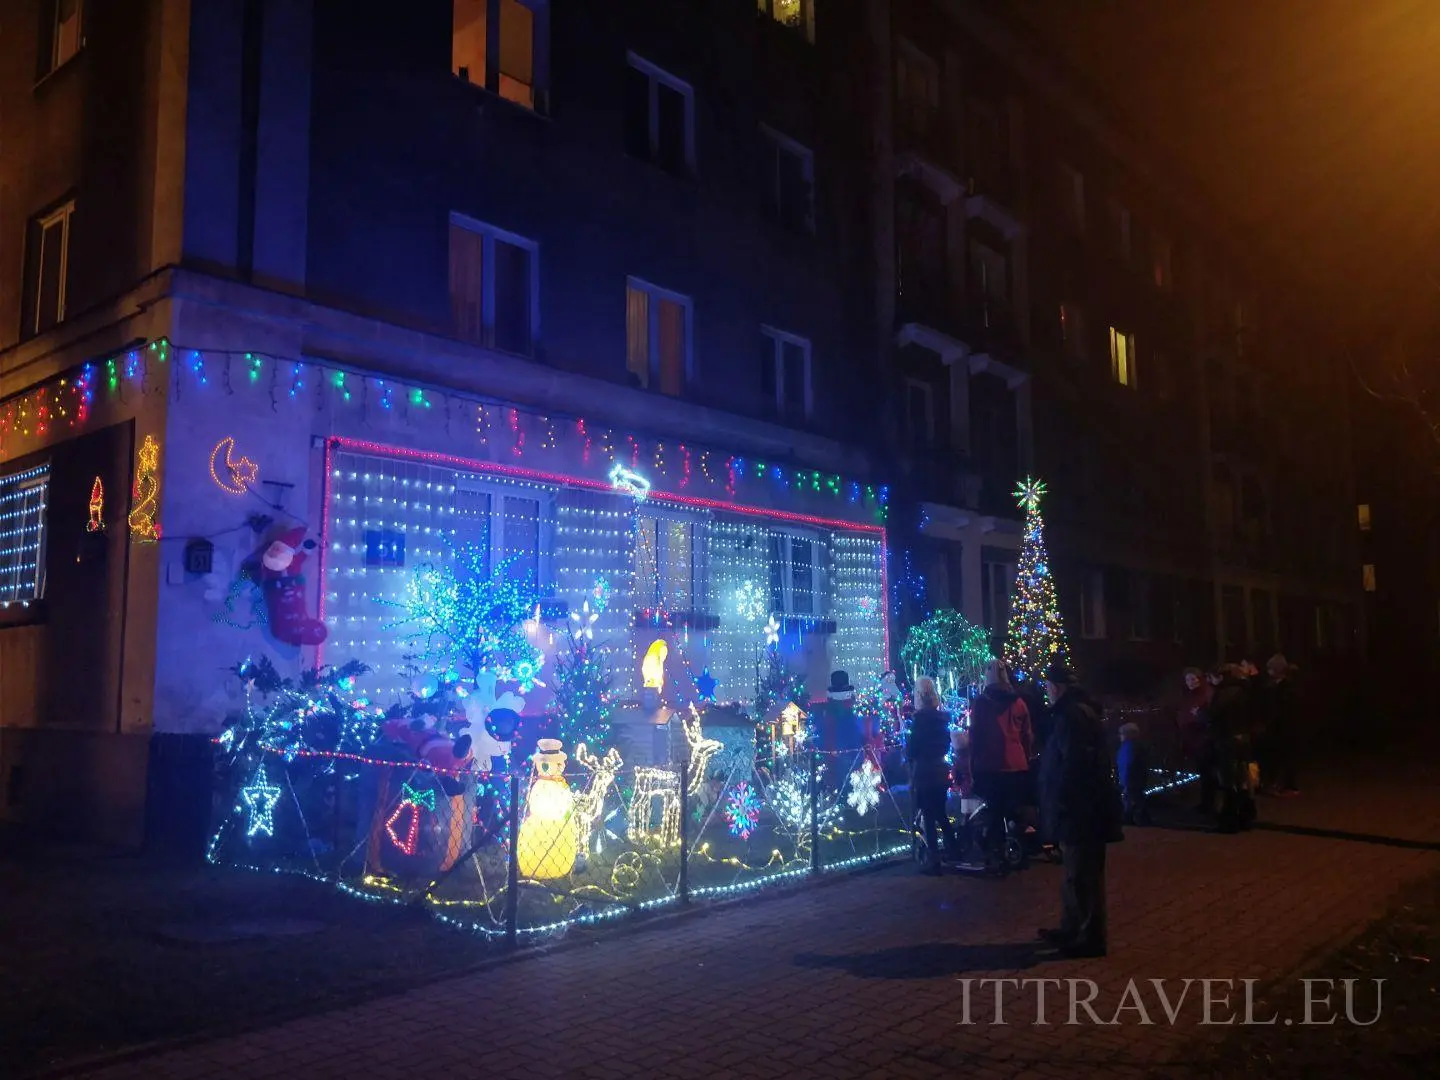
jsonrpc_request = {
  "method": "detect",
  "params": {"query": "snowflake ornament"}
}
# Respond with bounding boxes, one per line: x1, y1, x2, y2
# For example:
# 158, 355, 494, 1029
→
846, 760, 883, 816
725, 781, 762, 840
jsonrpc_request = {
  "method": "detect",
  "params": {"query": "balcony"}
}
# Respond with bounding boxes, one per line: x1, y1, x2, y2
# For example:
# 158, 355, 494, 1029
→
895, 115, 963, 206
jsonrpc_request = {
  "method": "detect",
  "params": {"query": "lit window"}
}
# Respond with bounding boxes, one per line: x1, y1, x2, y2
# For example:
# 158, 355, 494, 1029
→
904, 377, 935, 449
769, 530, 821, 616
761, 126, 815, 234
43, 0, 83, 75
626, 279, 691, 396
1362, 564, 1377, 593
1109, 326, 1136, 388
756, 0, 814, 42
452, 0, 545, 111
760, 328, 812, 422
624, 54, 696, 176
637, 513, 701, 612
0, 463, 49, 605
1059, 163, 1085, 233
448, 215, 538, 356
24, 201, 74, 339
1358, 503, 1372, 531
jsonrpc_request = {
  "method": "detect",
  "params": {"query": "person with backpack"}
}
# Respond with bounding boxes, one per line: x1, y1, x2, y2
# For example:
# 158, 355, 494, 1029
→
1037, 663, 1121, 958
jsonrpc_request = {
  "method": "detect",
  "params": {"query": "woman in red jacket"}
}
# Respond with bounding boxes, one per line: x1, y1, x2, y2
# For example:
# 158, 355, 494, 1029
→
968, 659, 1034, 872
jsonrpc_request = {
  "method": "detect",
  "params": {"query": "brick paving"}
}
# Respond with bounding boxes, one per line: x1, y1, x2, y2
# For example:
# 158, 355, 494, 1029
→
73, 749, 1440, 1080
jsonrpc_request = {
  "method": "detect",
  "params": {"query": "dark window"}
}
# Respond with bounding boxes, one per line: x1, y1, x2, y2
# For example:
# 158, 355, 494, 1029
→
763, 130, 814, 234
491, 237, 531, 354
625, 55, 694, 176
623, 64, 651, 159
656, 83, 688, 174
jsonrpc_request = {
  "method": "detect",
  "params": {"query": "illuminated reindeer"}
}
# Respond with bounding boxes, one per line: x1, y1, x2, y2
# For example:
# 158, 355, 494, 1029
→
570, 743, 623, 855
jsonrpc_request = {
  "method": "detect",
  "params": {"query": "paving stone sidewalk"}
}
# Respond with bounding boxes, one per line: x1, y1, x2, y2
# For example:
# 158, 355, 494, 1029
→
73, 749, 1440, 1080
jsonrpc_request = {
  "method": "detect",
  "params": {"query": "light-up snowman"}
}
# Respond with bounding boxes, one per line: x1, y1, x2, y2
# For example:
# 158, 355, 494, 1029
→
515, 739, 577, 880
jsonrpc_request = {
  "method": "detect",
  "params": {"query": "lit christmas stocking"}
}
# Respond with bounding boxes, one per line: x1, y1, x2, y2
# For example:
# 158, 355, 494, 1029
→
261, 576, 328, 647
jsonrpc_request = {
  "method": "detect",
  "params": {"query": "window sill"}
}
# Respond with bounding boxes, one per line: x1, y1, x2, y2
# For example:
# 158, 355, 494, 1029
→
0, 598, 48, 629
451, 73, 551, 121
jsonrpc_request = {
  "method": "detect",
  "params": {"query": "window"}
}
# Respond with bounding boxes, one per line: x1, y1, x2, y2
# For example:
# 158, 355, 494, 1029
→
1058, 163, 1085, 233
1152, 232, 1172, 290
0, 463, 49, 605
760, 328, 812, 422
981, 557, 1014, 635
895, 183, 945, 296
904, 378, 935, 449
626, 279, 691, 395
449, 215, 538, 355
1080, 570, 1105, 639
40, 0, 83, 76
454, 480, 547, 587
1362, 564, 1377, 593
22, 201, 75, 339
895, 41, 939, 142
1129, 573, 1152, 640
1108, 326, 1136, 388
1108, 200, 1131, 260
624, 54, 695, 176
756, 0, 814, 42
637, 512, 702, 612
968, 241, 1008, 302
769, 530, 821, 615
761, 126, 815, 234
1358, 503, 1372, 531
1059, 302, 1087, 363
452, 0, 545, 111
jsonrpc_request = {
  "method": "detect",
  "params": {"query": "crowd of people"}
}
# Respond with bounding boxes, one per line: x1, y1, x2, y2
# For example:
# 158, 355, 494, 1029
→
900, 653, 1300, 960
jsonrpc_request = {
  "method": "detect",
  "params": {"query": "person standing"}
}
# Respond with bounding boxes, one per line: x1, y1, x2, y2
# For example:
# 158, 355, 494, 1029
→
1208, 664, 1257, 832
1037, 663, 1117, 958
906, 675, 959, 875
968, 659, 1034, 872
1177, 668, 1215, 813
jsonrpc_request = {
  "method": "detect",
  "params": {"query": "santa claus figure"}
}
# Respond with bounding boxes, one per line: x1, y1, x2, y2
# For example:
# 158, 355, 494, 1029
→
249, 527, 327, 647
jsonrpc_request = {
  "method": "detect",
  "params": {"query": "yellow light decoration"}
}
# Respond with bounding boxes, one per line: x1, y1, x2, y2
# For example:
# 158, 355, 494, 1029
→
681, 706, 722, 796
628, 766, 681, 847
642, 638, 668, 691
85, 477, 104, 532
209, 435, 259, 495
127, 434, 162, 543
516, 739, 577, 880
571, 743, 623, 854
778, 701, 807, 752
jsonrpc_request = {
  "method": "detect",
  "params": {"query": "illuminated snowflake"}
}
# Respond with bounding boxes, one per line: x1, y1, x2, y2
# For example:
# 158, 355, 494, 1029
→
846, 760, 883, 816
734, 580, 766, 622
724, 782, 762, 840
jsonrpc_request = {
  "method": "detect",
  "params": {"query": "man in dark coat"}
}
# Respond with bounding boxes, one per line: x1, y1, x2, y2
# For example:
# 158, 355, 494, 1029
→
1037, 663, 1114, 958
1207, 664, 1257, 833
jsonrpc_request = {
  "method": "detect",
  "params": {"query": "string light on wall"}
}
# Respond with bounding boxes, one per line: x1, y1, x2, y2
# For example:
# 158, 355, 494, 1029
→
127, 435, 162, 543
209, 435, 259, 495
86, 477, 104, 532
0, 462, 50, 604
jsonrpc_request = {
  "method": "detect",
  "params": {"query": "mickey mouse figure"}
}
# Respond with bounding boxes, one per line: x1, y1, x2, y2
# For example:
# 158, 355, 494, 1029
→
248, 526, 327, 647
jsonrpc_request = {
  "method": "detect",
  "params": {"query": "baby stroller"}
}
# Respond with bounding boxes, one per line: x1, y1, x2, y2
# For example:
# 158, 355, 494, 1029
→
1216, 736, 1258, 833
968, 762, 1058, 872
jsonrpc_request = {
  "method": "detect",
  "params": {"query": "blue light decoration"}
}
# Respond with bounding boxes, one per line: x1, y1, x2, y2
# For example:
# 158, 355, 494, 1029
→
695, 669, 718, 702
608, 462, 651, 500
241, 766, 283, 838
724, 781, 762, 839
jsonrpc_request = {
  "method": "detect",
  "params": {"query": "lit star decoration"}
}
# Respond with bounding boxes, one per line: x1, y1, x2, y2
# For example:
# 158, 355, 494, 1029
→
86, 476, 104, 532
763, 615, 781, 648
695, 669, 717, 701
846, 760, 883, 816
734, 580, 766, 622
241, 766, 283, 838
608, 462, 651, 500
724, 782, 762, 839
209, 435, 259, 495
1003, 476, 1071, 683
385, 782, 436, 855
570, 599, 598, 640
127, 434, 162, 543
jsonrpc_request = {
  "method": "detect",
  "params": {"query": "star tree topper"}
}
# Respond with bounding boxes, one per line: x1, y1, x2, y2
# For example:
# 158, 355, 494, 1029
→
1014, 476, 1048, 514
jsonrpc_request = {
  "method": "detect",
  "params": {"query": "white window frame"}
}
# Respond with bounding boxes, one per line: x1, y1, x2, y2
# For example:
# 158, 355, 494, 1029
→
626, 276, 694, 394
452, 475, 555, 592
0, 463, 49, 605
626, 53, 697, 173
770, 527, 822, 617
756, 0, 815, 42
30, 201, 74, 337
905, 377, 935, 448
451, 0, 550, 112
761, 326, 813, 420
1109, 326, 1137, 389
1080, 570, 1106, 640
760, 124, 816, 234
449, 213, 540, 355
636, 505, 708, 613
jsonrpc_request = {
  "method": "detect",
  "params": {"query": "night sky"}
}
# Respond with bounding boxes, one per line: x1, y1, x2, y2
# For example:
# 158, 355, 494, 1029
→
1014, 0, 1440, 324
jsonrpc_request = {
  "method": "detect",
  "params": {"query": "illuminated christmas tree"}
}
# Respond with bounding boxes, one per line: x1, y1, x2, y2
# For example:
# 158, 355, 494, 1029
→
1003, 478, 1071, 683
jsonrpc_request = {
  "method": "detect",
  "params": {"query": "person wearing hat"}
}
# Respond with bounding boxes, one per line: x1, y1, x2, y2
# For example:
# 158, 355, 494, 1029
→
1037, 663, 1117, 958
